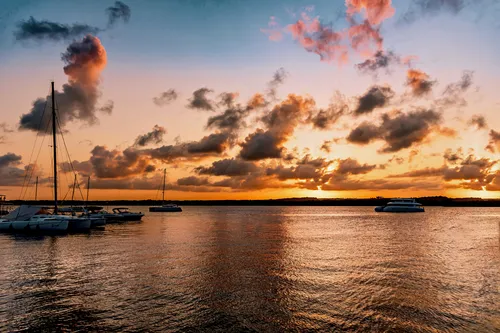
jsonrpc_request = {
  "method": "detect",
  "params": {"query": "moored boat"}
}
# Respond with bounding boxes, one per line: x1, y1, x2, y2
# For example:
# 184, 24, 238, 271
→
375, 198, 425, 213
149, 169, 182, 213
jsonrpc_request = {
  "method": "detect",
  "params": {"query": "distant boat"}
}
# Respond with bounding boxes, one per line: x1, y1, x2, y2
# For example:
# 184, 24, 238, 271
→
0, 195, 13, 216
149, 169, 182, 212
375, 198, 425, 213
112, 207, 144, 221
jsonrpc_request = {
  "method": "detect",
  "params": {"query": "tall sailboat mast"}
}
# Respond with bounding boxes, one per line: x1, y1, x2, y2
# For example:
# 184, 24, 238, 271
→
86, 177, 90, 207
35, 176, 38, 201
51, 81, 58, 214
162, 169, 166, 205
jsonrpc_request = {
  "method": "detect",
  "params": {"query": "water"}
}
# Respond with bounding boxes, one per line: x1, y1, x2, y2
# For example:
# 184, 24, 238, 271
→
0, 206, 499, 332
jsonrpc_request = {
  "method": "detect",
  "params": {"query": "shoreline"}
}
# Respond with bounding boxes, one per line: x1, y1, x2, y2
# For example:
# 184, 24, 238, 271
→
5, 197, 500, 207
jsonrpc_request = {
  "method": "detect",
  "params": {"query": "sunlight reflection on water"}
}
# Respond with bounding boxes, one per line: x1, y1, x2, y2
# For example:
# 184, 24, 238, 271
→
0, 206, 499, 332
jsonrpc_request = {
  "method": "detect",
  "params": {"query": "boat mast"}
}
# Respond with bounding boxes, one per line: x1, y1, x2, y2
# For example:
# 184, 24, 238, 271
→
71, 174, 77, 202
86, 176, 90, 208
35, 176, 38, 201
51, 81, 58, 214
162, 169, 166, 205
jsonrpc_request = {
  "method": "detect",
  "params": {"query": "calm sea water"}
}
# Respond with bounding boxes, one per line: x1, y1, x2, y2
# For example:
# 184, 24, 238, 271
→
0, 206, 499, 332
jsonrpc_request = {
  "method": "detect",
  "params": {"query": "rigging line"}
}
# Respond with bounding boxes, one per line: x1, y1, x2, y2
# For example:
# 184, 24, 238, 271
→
54, 103, 86, 201
20, 112, 52, 200
19, 86, 51, 199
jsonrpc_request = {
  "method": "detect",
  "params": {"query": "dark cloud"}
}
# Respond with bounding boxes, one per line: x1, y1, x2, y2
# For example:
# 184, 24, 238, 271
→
187, 88, 215, 111
134, 125, 166, 147
406, 69, 436, 97
240, 94, 315, 161
13, 17, 100, 42
485, 130, 500, 153
195, 158, 258, 176
467, 115, 488, 130
0, 153, 27, 186
267, 67, 288, 99
356, 50, 401, 77
187, 132, 234, 154
83, 145, 156, 179
106, 1, 131, 27
335, 158, 377, 175
354, 85, 394, 115
153, 89, 178, 107
347, 109, 443, 153
389, 153, 498, 191
435, 70, 474, 108
239, 129, 284, 161
177, 176, 210, 186
308, 92, 348, 130
60, 160, 93, 177
444, 148, 464, 164
145, 132, 234, 162
19, 35, 110, 133
0, 153, 22, 168
346, 122, 381, 144
378, 109, 442, 153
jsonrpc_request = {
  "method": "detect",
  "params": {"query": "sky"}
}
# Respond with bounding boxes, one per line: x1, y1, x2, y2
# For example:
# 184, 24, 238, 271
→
0, 0, 499, 201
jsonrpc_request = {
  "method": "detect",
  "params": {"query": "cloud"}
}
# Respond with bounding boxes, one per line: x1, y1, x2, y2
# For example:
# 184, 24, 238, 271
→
347, 122, 381, 144
347, 109, 443, 152
19, 35, 110, 133
406, 69, 436, 97
0, 123, 14, 133
435, 70, 474, 108
0, 153, 27, 186
153, 89, 178, 107
134, 125, 166, 147
177, 176, 210, 186
389, 152, 499, 191
195, 158, 258, 176
308, 92, 348, 129
335, 157, 377, 175
239, 129, 285, 161
467, 115, 488, 130
145, 132, 235, 162
400, 0, 466, 24
13, 17, 100, 42
187, 88, 215, 111
78, 145, 156, 179
321, 178, 441, 191
485, 129, 500, 153
0, 153, 22, 168
354, 85, 394, 115
356, 50, 401, 77
267, 67, 288, 99
106, 1, 131, 27
346, 0, 396, 26
240, 94, 315, 161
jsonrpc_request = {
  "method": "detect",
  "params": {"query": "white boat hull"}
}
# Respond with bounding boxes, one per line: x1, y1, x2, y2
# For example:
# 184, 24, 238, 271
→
149, 206, 182, 212
7, 219, 69, 232
375, 206, 425, 213
67, 218, 92, 231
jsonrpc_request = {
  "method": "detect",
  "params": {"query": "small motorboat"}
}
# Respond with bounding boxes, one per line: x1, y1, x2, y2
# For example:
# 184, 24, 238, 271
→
112, 208, 144, 221
375, 198, 425, 213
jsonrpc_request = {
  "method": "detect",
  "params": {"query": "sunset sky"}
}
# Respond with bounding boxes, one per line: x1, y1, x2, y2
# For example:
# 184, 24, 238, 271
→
0, 0, 499, 200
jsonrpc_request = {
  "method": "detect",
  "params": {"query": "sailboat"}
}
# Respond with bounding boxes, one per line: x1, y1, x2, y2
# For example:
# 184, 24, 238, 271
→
1, 81, 92, 232
149, 169, 182, 212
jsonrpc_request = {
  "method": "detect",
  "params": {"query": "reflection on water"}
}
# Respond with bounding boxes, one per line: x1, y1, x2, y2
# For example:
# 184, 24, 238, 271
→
0, 206, 499, 332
